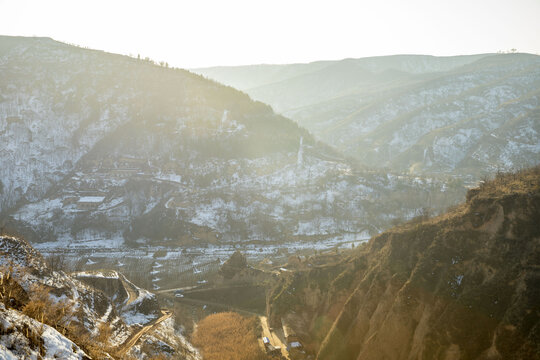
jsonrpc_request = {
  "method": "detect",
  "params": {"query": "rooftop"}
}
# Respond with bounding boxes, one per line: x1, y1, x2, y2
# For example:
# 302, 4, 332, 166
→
78, 196, 105, 203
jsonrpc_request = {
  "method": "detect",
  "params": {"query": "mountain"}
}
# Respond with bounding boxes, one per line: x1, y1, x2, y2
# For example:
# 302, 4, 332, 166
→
0, 235, 200, 359
266, 166, 540, 359
0, 36, 465, 254
194, 54, 540, 177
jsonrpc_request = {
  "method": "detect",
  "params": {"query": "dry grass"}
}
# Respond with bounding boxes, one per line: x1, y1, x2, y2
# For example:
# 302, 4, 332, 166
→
22, 283, 73, 333
0, 266, 116, 358
0, 266, 29, 310
477, 166, 540, 198
192, 312, 267, 360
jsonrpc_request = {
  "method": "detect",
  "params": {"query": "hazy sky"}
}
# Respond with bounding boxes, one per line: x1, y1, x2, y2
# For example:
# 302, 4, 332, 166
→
1, 0, 539, 68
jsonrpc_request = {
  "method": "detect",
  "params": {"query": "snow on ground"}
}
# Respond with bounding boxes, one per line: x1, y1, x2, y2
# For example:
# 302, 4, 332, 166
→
14, 198, 63, 227
36, 230, 373, 274
155, 173, 182, 183
122, 310, 156, 326
98, 304, 113, 324
126, 317, 201, 360
34, 233, 125, 250
73, 270, 120, 279
0, 303, 88, 360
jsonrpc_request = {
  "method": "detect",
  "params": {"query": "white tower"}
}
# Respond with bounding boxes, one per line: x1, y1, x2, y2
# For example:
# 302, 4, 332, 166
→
297, 136, 304, 168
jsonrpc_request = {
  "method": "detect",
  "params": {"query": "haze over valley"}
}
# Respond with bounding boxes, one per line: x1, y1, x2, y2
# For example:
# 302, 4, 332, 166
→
1, 1, 539, 358
195, 54, 540, 177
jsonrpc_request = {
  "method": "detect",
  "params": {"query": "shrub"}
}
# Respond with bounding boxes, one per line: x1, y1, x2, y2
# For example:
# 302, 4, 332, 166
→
0, 266, 29, 310
22, 283, 73, 332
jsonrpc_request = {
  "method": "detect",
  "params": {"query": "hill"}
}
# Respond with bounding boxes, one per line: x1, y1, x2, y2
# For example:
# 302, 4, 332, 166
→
194, 54, 540, 177
0, 36, 464, 254
267, 166, 540, 359
0, 235, 199, 359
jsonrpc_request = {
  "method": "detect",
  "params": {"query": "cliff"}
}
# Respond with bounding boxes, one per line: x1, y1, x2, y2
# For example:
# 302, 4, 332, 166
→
268, 167, 540, 359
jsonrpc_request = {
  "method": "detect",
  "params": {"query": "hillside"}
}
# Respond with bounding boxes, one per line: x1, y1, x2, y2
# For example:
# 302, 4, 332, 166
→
267, 167, 540, 359
194, 54, 540, 177
0, 36, 465, 255
0, 235, 199, 359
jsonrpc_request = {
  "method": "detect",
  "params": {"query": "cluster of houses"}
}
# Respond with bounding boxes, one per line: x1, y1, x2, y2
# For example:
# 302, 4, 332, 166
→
58, 155, 177, 212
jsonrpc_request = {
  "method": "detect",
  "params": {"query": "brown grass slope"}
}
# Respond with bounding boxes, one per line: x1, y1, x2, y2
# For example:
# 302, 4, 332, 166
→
269, 167, 540, 360
192, 312, 266, 360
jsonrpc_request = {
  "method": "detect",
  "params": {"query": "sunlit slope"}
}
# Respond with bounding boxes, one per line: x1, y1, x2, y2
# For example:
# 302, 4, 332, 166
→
267, 167, 540, 359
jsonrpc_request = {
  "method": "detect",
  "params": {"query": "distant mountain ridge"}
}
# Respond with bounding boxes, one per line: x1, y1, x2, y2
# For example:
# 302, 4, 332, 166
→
194, 53, 540, 177
194, 54, 489, 91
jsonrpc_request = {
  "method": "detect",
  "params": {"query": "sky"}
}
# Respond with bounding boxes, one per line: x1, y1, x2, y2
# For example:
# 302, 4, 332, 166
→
0, 0, 539, 68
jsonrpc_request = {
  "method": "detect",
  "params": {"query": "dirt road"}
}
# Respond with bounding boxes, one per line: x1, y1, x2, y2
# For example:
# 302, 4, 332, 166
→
120, 276, 139, 306
116, 309, 172, 356
260, 316, 290, 360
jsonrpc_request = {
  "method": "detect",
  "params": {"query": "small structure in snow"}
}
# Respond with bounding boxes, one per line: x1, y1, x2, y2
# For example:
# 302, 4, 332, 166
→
77, 196, 105, 210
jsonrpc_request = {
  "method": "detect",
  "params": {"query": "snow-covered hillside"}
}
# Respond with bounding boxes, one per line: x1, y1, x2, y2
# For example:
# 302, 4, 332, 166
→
0, 37, 136, 213
194, 54, 540, 176
0, 303, 89, 360
0, 36, 467, 251
0, 235, 200, 359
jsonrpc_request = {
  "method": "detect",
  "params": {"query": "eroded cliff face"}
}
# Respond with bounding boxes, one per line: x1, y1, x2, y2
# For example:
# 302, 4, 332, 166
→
268, 168, 540, 360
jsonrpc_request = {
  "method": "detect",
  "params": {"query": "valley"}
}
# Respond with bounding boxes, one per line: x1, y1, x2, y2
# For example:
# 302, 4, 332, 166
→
0, 34, 539, 360
0, 36, 466, 276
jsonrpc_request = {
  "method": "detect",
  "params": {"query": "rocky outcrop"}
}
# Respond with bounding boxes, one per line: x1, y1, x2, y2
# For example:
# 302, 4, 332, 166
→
268, 167, 540, 359
72, 271, 128, 304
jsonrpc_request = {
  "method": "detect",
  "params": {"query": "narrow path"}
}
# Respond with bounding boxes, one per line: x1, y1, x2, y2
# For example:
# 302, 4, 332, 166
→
260, 316, 290, 360
116, 309, 172, 356
155, 285, 198, 294
158, 284, 261, 295
119, 276, 139, 306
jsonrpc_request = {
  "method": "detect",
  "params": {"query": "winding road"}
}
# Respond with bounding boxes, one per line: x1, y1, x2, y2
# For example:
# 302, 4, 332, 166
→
120, 276, 139, 306
116, 309, 173, 356
115, 276, 173, 356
